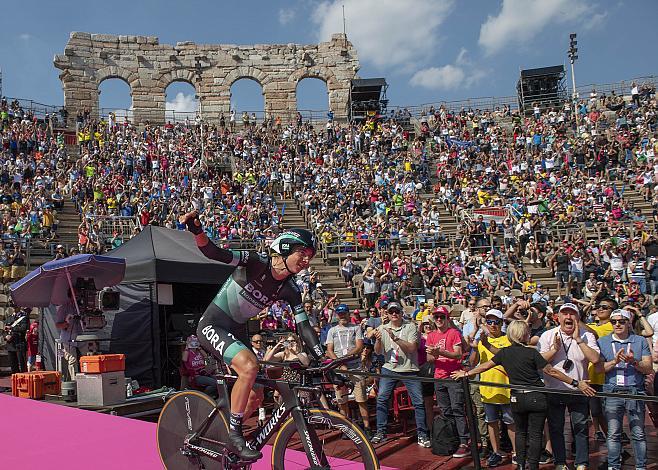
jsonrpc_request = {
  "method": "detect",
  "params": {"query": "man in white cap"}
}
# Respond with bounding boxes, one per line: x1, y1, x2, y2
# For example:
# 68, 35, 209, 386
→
326, 303, 364, 420
598, 309, 652, 470
471, 308, 516, 467
538, 303, 600, 470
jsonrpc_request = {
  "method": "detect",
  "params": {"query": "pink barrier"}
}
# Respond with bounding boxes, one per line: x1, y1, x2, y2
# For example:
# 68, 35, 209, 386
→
0, 394, 394, 469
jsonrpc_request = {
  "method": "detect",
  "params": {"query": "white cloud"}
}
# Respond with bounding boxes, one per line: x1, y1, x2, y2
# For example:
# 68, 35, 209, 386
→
479, 0, 603, 56
19, 33, 31, 41
279, 8, 296, 25
410, 65, 465, 90
584, 11, 608, 31
312, 0, 454, 69
410, 48, 486, 90
166, 92, 199, 114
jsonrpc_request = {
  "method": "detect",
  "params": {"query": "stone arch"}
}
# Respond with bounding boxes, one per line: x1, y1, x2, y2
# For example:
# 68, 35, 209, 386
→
223, 66, 270, 88
296, 77, 330, 112
94, 65, 139, 89
289, 67, 342, 114
156, 69, 199, 92
288, 67, 339, 90
55, 32, 360, 122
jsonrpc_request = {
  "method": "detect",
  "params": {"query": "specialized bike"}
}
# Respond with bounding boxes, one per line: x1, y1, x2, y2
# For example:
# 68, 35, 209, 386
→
157, 355, 380, 469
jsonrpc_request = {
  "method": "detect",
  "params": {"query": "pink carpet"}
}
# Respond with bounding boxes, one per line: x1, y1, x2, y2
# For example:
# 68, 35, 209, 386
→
0, 394, 395, 469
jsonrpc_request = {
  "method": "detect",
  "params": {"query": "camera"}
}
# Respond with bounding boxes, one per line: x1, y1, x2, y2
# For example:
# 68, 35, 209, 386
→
73, 278, 121, 332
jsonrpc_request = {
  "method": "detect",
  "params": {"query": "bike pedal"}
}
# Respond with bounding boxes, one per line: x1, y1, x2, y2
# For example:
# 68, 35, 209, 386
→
223, 452, 257, 467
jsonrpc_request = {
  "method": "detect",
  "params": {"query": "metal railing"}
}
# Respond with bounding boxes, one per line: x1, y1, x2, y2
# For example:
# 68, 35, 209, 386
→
1, 96, 65, 120
76, 216, 139, 247
96, 108, 333, 125
390, 95, 519, 119
390, 74, 658, 120
573, 74, 657, 99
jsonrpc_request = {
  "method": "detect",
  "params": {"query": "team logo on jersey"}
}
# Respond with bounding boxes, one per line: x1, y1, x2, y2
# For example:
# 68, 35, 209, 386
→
201, 325, 238, 354
243, 282, 270, 304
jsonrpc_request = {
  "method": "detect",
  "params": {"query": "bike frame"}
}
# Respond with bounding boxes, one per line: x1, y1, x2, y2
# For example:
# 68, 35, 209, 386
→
184, 372, 330, 467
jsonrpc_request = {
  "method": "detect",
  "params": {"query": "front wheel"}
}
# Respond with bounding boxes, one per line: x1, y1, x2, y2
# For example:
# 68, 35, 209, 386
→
271, 408, 379, 470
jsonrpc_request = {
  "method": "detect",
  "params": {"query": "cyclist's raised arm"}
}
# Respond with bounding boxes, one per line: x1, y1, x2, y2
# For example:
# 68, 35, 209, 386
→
181, 210, 242, 265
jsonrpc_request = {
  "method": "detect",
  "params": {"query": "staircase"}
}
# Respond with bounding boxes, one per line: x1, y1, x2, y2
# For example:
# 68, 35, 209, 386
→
0, 200, 81, 377
276, 198, 362, 310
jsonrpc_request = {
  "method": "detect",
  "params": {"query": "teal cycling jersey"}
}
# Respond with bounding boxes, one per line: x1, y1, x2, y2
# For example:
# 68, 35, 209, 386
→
210, 249, 307, 324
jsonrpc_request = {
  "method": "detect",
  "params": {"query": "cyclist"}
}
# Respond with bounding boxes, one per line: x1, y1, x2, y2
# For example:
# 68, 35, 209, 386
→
181, 211, 325, 461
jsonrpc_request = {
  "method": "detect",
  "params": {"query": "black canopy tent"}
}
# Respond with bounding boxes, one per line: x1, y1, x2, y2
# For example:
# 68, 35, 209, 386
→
40, 226, 235, 387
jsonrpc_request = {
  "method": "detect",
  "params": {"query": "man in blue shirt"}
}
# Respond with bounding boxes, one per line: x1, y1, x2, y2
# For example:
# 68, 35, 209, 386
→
598, 309, 653, 470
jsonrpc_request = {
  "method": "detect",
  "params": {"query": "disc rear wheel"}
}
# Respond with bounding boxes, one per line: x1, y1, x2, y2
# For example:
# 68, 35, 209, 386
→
157, 391, 229, 469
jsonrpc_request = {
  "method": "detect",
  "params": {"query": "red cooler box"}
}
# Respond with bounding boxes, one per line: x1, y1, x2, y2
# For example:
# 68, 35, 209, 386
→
79, 354, 125, 374
11, 371, 62, 399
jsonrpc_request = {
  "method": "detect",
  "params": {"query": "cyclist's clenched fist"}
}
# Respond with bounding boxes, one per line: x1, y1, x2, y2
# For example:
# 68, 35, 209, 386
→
180, 210, 203, 235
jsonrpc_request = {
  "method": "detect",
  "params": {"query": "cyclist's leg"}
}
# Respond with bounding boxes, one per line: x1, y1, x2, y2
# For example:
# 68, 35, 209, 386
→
197, 309, 262, 461
197, 309, 263, 417
230, 348, 260, 415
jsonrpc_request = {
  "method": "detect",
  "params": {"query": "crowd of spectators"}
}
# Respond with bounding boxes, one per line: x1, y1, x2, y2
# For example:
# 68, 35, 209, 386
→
2, 78, 658, 467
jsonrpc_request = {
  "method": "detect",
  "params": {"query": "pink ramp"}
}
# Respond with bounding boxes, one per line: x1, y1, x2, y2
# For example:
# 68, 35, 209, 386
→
0, 394, 396, 469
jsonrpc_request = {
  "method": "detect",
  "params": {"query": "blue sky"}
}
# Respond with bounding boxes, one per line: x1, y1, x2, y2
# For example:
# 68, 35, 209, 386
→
0, 0, 656, 114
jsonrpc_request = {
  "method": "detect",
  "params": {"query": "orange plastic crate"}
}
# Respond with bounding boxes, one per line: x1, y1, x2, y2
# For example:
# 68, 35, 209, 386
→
11, 371, 61, 399
79, 354, 126, 374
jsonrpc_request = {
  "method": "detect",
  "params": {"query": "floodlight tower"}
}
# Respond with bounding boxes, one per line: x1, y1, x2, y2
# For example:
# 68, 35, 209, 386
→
568, 33, 579, 127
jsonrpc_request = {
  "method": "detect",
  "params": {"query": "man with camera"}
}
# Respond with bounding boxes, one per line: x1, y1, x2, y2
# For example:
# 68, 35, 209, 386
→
4, 307, 29, 373
371, 301, 431, 448
55, 289, 82, 381
537, 303, 601, 470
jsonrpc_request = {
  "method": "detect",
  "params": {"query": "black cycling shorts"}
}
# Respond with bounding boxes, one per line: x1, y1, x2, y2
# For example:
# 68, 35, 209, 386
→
197, 304, 251, 365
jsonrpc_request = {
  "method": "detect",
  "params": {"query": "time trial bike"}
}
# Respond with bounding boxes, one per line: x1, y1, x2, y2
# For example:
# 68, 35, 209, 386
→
156, 355, 380, 469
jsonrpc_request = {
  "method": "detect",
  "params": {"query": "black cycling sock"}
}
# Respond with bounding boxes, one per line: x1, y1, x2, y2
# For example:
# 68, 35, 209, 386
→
229, 412, 244, 434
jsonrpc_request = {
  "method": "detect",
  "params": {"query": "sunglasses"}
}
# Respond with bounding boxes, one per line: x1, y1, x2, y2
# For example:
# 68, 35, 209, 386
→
595, 304, 612, 310
252, 340, 263, 343
610, 319, 628, 325
435, 314, 448, 320
389, 310, 401, 315
485, 319, 502, 326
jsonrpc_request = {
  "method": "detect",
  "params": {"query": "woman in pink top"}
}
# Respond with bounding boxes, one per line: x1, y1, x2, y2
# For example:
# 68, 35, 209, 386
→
180, 335, 217, 397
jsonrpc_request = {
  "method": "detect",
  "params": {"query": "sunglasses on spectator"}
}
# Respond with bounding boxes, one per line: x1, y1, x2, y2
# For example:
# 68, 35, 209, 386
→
477, 304, 492, 309
252, 340, 263, 343
485, 319, 502, 326
435, 314, 447, 320
610, 319, 628, 325
388, 310, 401, 315
595, 304, 613, 310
